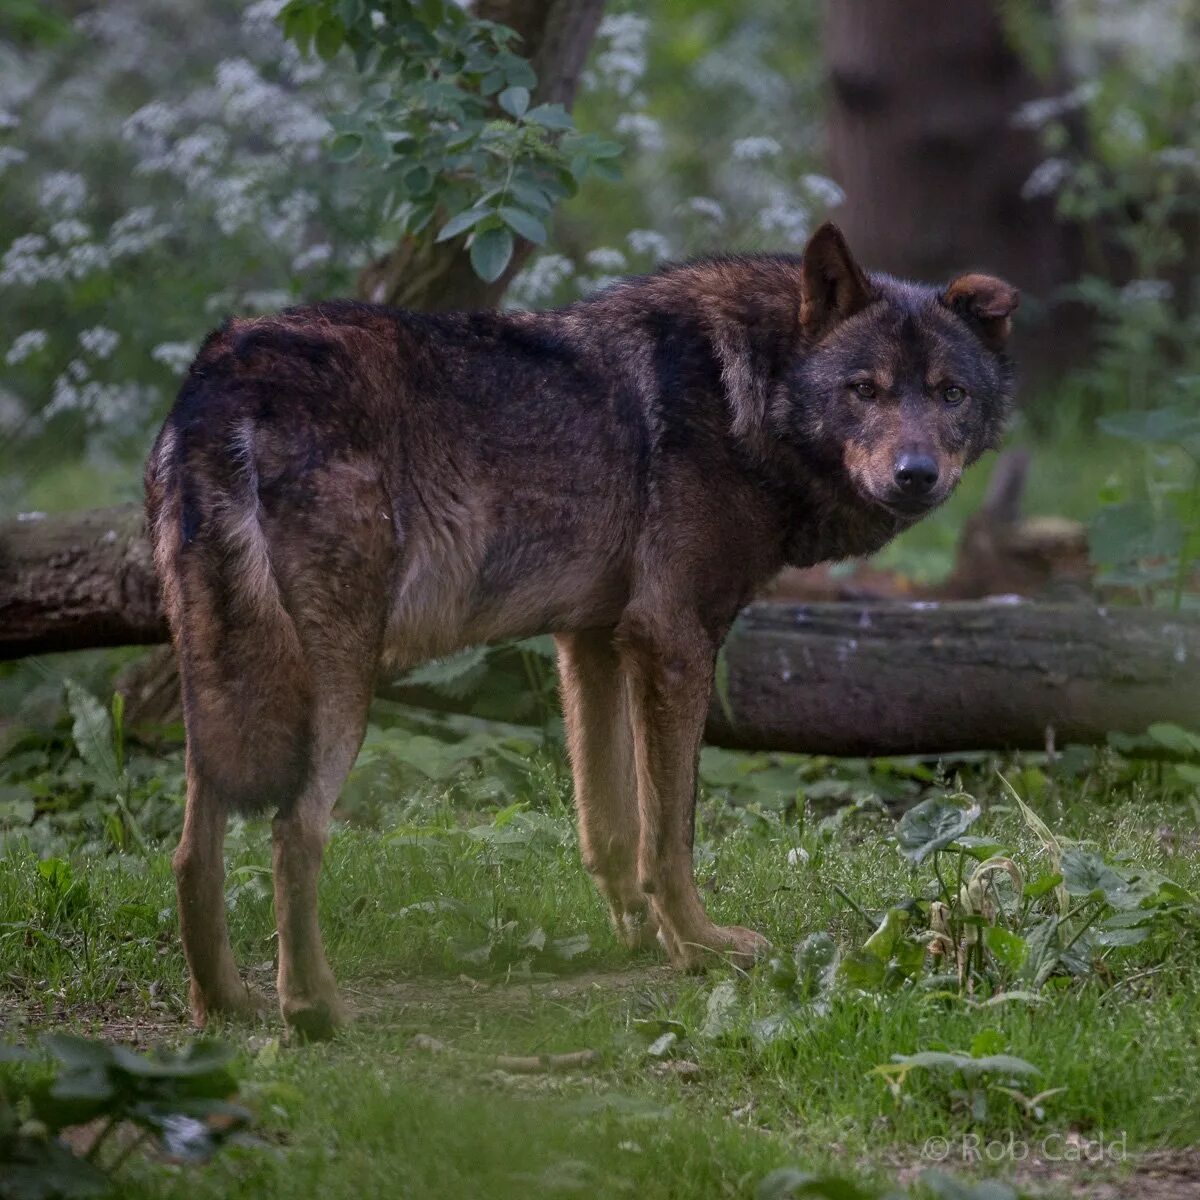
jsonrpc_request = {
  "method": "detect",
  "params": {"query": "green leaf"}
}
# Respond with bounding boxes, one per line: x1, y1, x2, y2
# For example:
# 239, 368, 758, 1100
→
756, 1168, 882, 1200
921, 1170, 1020, 1200
1146, 723, 1200, 757
1060, 847, 1125, 900
469, 226, 513, 283
1, 1139, 111, 1200
895, 795, 980, 865
1023, 871, 1063, 901
64, 681, 116, 784
1098, 405, 1200, 446
329, 132, 364, 163
524, 103, 574, 130
401, 646, 491, 697
498, 206, 546, 244
497, 85, 529, 117
436, 208, 493, 243
315, 19, 344, 60
862, 908, 910, 961
983, 925, 1028, 972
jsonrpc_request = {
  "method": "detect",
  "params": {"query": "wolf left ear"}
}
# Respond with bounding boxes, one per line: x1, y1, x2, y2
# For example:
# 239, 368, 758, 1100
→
942, 273, 1020, 351
799, 222, 873, 341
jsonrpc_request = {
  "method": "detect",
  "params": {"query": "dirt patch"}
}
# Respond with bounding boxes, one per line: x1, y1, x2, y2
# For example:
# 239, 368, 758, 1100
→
347, 962, 677, 1022
890, 1145, 1200, 1199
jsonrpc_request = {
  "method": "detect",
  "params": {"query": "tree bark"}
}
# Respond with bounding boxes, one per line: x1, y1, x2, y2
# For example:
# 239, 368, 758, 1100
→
4, 507, 1199, 755
0, 507, 163, 658
704, 601, 1200, 757
822, 0, 1087, 378
356, 0, 607, 308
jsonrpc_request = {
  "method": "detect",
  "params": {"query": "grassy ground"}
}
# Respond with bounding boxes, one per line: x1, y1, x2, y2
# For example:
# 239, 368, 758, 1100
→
3, 747, 1200, 1199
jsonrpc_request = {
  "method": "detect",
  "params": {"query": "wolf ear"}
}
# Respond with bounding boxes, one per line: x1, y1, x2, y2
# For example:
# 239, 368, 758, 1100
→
942, 273, 1020, 350
799, 222, 873, 341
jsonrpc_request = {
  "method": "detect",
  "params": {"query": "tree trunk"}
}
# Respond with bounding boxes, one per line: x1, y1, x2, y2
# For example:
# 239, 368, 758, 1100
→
356, 0, 607, 308
4, 507, 1199, 755
822, 0, 1087, 378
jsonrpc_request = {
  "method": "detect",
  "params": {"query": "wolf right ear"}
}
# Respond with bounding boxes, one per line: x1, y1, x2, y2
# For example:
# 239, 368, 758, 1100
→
942, 273, 1020, 351
799, 222, 873, 341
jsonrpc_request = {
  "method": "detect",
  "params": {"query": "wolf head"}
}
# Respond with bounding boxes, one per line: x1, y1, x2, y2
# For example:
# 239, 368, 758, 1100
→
786, 223, 1018, 519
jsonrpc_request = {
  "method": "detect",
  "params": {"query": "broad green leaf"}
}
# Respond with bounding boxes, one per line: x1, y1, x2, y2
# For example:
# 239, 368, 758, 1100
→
524, 102, 574, 130
497, 85, 529, 117
1146, 722, 1200, 757
895, 795, 980, 864
329, 131, 364, 162
469, 225, 513, 283
498, 205, 546, 244
756, 1168, 883, 1200
64, 681, 116, 784
435, 207, 492, 242
983, 925, 1028, 972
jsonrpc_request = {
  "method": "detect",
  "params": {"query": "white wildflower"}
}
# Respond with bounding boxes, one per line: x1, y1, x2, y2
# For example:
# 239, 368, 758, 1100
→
5, 330, 48, 366
682, 196, 725, 224
731, 136, 781, 162
292, 243, 332, 273
241, 289, 291, 312
1021, 157, 1071, 200
78, 326, 120, 359
800, 174, 846, 209
38, 170, 88, 215
1011, 82, 1098, 129
152, 342, 198, 374
506, 253, 574, 307
0, 146, 27, 174
0, 110, 18, 130
1121, 279, 1173, 304
49, 219, 90, 245
585, 247, 628, 273
64, 241, 109, 280
756, 188, 810, 244
627, 229, 672, 263
589, 14, 649, 97
0, 234, 50, 286
1157, 147, 1200, 170
615, 112, 664, 154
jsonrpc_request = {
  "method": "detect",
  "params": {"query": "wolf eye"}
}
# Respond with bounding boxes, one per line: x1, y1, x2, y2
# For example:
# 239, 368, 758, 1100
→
851, 381, 876, 400
943, 384, 967, 405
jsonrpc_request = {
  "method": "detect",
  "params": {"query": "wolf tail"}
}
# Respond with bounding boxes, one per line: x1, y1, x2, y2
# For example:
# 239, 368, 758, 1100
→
145, 380, 312, 815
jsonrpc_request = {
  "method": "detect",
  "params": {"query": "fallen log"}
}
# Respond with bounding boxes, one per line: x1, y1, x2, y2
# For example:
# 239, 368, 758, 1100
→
703, 600, 1200, 756
0, 506, 163, 658
3, 507, 1199, 755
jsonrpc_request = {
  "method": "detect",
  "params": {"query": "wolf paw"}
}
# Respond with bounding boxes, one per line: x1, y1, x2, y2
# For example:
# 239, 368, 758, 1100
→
190, 980, 269, 1028
281, 994, 348, 1042
668, 924, 771, 972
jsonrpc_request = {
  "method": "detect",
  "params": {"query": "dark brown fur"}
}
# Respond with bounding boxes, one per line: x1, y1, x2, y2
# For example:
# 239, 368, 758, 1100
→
145, 223, 1017, 1035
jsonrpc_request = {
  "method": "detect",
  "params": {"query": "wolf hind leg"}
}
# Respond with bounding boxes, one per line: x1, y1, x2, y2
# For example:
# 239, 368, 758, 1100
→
174, 757, 267, 1025
556, 630, 660, 951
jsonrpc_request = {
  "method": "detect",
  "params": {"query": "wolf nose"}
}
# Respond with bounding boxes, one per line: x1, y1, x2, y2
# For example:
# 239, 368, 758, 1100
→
894, 454, 939, 495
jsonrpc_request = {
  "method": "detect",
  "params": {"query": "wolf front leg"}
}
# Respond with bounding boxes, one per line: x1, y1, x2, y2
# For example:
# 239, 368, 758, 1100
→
618, 613, 770, 970
556, 629, 659, 950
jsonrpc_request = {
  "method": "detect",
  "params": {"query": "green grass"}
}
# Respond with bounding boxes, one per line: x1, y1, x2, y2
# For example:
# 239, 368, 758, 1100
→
3, 754, 1200, 1199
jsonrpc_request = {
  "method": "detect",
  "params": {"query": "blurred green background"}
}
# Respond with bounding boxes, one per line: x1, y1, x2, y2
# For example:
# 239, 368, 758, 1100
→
0, 0, 1197, 589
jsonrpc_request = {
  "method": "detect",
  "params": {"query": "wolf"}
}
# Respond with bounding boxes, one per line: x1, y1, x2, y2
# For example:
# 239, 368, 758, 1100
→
145, 222, 1017, 1037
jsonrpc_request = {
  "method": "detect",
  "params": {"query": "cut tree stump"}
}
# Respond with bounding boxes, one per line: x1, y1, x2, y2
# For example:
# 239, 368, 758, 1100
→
5, 505, 1198, 756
